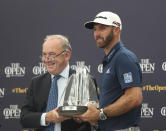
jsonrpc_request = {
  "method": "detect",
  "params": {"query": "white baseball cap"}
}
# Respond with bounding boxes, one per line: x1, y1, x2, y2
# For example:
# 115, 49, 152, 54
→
84, 11, 122, 30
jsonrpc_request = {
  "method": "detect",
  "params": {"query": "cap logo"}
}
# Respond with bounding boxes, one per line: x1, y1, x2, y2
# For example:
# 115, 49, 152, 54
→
113, 21, 120, 26
95, 16, 107, 19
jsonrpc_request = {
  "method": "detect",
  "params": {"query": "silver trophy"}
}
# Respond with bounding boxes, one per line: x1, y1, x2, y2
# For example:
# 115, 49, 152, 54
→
58, 65, 99, 116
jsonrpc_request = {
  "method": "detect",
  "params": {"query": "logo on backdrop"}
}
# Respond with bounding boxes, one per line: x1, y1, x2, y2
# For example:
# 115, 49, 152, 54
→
98, 64, 103, 73
12, 87, 28, 94
139, 59, 155, 73
4, 63, 26, 78
143, 85, 166, 92
141, 103, 154, 118
3, 105, 21, 119
162, 62, 166, 71
22, 129, 35, 131
32, 62, 47, 75
152, 129, 166, 131
161, 107, 166, 116
22, 130, 35, 131
71, 61, 91, 73
0, 88, 5, 98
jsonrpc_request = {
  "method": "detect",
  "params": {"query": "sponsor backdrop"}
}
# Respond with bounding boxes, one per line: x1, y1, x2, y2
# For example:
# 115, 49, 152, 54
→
0, 0, 166, 131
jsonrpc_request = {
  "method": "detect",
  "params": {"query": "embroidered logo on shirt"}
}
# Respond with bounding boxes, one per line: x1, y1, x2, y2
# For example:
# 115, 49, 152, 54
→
106, 68, 111, 74
123, 72, 133, 83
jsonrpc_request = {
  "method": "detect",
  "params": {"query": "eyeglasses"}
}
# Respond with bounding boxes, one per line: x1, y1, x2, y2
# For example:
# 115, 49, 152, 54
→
40, 50, 66, 61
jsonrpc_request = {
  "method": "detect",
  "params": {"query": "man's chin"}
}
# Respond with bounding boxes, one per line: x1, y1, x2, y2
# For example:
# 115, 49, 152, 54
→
97, 43, 104, 48
47, 68, 56, 74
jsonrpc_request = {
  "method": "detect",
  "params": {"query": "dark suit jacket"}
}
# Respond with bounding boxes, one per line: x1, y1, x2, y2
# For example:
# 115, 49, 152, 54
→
20, 69, 91, 131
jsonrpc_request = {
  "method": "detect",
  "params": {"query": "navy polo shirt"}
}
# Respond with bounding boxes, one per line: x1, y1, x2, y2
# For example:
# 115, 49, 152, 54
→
99, 41, 142, 131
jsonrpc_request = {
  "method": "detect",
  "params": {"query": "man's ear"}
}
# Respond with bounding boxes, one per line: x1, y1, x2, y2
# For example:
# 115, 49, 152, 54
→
65, 50, 71, 61
113, 27, 120, 35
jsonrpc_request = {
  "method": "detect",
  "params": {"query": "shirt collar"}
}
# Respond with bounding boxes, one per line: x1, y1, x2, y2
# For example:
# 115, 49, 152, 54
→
102, 41, 124, 66
51, 64, 69, 80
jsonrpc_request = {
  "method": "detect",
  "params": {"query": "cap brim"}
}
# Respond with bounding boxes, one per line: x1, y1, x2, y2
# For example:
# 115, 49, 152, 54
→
84, 21, 113, 29
84, 21, 96, 29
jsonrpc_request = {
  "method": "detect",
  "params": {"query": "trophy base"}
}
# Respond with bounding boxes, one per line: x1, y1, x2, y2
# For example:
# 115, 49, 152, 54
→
58, 106, 87, 116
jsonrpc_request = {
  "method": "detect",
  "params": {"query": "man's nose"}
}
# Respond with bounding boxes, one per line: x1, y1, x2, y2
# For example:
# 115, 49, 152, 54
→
94, 30, 100, 38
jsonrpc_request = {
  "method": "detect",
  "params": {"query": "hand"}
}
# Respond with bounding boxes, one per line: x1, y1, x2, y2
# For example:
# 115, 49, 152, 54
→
45, 107, 70, 123
74, 103, 100, 125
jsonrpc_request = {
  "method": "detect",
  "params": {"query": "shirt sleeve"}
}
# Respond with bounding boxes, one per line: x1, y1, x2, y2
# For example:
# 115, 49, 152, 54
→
115, 53, 142, 90
40, 113, 49, 126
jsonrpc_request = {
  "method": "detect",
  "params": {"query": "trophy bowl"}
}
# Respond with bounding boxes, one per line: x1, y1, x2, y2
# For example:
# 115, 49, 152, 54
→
58, 65, 99, 116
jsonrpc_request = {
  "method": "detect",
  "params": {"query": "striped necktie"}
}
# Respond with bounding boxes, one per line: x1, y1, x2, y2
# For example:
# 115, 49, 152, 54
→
45, 75, 61, 131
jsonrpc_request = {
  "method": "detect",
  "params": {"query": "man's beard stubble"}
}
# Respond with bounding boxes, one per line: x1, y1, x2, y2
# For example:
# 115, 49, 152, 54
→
96, 29, 114, 49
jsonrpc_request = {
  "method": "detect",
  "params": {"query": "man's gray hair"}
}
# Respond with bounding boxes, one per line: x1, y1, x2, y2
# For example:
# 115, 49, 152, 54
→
44, 34, 72, 51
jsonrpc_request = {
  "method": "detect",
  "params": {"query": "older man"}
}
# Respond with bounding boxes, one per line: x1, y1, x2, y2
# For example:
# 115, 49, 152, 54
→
20, 35, 91, 131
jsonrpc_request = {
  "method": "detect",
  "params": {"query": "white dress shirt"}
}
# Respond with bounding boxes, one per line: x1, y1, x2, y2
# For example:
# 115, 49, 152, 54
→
40, 64, 70, 131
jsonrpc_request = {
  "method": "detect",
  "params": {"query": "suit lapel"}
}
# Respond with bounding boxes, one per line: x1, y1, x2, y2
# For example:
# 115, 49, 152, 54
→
69, 68, 76, 76
41, 73, 52, 111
